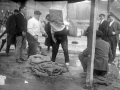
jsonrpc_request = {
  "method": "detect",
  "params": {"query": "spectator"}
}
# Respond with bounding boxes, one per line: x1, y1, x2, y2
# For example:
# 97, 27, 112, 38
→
98, 14, 108, 41
27, 10, 47, 57
78, 30, 113, 76
107, 14, 120, 63
44, 14, 52, 52
0, 9, 19, 54
15, 5, 27, 63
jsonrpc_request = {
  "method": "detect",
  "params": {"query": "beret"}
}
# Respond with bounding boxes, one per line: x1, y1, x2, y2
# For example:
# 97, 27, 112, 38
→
34, 11, 41, 15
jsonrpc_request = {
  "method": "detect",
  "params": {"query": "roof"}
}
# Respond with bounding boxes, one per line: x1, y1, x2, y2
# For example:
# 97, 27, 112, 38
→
11, 0, 85, 3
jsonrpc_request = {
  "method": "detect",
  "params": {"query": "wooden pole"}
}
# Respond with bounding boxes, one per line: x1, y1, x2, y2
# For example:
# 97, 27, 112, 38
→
107, 0, 111, 15
86, 0, 98, 87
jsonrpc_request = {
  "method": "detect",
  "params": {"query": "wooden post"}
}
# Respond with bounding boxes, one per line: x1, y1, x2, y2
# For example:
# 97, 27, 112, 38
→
86, 0, 98, 87
107, 0, 111, 15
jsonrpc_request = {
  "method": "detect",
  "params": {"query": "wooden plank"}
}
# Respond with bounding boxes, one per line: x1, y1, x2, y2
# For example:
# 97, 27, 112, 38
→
107, 0, 111, 14
86, 0, 98, 87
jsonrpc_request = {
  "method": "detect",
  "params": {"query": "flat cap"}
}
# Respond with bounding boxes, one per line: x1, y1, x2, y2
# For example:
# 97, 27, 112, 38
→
34, 11, 41, 15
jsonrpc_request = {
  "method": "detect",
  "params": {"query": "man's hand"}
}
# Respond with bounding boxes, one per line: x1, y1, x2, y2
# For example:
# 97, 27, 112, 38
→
112, 32, 116, 35
42, 33, 48, 38
22, 31, 26, 37
53, 38, 57, 43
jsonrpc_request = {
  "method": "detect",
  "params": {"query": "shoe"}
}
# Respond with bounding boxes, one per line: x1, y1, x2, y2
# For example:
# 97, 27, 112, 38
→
16, 59, 23, 63
65, 63, 69, 66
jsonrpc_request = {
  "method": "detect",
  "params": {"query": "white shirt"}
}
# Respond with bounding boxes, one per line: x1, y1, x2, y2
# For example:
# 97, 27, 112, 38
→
27, 17, 46, 36
100, 19, 105, 24
50, 22, 65, 33
109, 20, 114, 27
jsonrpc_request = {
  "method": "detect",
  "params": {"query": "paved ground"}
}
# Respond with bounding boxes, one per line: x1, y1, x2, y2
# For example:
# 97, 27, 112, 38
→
38, 36, 87, 52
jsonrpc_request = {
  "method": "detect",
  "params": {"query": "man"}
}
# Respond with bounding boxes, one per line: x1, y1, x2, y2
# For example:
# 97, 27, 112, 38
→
79, 30, 113, 76
15, 5, 27, 63
27, 11, 47, 57
50, 19, 70, 66
107, 14, 120, 63
98, 14, 108, 41
0, 9, 19, 54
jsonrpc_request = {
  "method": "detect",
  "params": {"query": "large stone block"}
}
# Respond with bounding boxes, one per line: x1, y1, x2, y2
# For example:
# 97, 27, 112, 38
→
49, 1, 67, 22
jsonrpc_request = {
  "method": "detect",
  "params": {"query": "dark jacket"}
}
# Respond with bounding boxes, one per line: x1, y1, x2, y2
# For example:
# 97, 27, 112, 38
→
6, 14, 17, 35
98, 20, 108, 37
16, 12, 27, 36
80, 38, 113, 72
107, 21, 120, 42
94, 38, 113, 71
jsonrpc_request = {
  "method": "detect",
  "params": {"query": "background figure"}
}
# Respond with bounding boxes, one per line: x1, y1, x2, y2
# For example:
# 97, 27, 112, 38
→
44, 14, 52, 52
0, 9, 19, 54
79, 30, 113, 76
27, 11, 47, 57
50, 19, 70, 66
84, 26, 90, 46
107, 14, 120, 63
41, 21, 46, 29
15, 5, 27, 63
98, 14, 108, 41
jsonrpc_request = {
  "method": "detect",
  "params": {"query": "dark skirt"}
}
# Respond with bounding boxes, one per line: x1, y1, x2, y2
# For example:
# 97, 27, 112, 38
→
45, 22, 52, 46
45, 35, 52, 46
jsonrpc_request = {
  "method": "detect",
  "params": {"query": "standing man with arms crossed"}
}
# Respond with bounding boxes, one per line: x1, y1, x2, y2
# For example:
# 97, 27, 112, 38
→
15, 5, 27, 63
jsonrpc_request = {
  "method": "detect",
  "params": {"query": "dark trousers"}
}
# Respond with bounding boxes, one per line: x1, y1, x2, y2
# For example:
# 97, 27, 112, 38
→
27, 32, 38, 57
0, 36, 16, 54
108, 36, 117, 62
51, 35, 69, 63
94, 69, 107, 76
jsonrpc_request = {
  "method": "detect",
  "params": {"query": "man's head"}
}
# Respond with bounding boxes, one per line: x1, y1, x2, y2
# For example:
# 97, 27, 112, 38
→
19, 5, 26, 15
96, 30, 103, 39
34, 10, 41, 20
99, 14, 105, 21
108, 14, 114, 22
14, 9, 19, 15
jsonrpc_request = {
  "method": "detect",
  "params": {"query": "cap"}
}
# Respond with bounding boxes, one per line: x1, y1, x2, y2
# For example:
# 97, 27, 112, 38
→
34, 11, 41, 15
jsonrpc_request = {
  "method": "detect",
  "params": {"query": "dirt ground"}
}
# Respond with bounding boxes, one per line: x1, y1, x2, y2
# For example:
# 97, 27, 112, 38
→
0, 36, 120, 90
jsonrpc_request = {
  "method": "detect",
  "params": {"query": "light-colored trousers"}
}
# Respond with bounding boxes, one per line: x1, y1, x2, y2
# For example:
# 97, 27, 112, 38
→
15, 36, 26, 59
